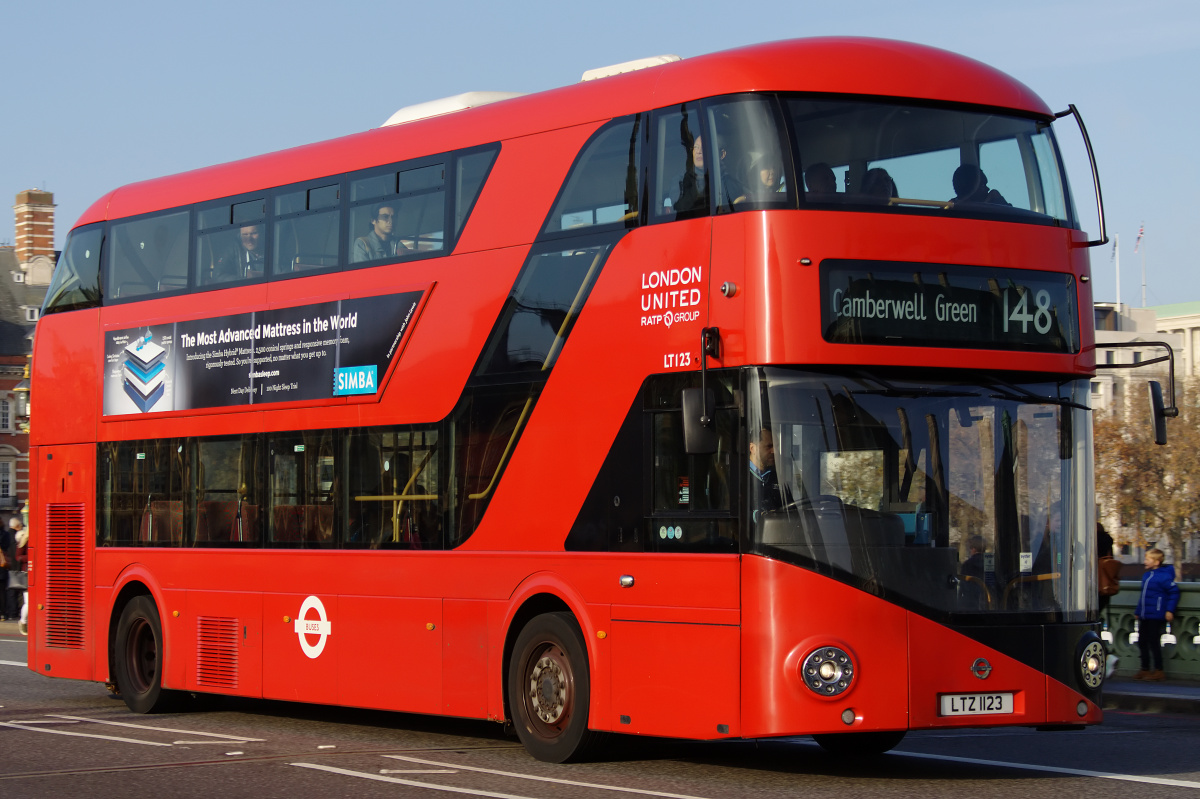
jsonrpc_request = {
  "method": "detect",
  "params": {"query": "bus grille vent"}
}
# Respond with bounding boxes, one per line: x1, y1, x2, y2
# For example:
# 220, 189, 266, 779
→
197, 617, 239, 689
44, 502, 87, 649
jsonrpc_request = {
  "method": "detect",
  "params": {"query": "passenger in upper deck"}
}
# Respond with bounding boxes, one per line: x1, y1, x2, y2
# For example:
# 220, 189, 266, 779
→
675, 133, 711, 215
214, 224, 265, 281
744, 154, 786, 201
677, 134, 743, 213
861, 167, 897, 201
351, 203, 409, 263
951, 164, 1010, 206
804, 162, 838, 197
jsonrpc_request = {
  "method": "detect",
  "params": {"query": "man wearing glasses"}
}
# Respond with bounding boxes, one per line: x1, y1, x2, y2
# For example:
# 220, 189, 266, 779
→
351, 204, 407, 262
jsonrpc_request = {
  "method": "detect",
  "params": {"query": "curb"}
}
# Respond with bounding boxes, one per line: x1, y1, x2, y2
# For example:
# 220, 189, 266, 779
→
1104, 689, 1200, 716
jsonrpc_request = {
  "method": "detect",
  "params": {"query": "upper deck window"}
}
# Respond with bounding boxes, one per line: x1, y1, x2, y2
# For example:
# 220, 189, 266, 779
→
705, 95, 791, 213
273, 183, 342, 276
347, 162, 446, 265
42, 223, 103, 314
544, 116, 643, 234
108, 211, 190, 299
196, 197, 267, 287
652, 102, 707, 221
787, 98, 1075, 227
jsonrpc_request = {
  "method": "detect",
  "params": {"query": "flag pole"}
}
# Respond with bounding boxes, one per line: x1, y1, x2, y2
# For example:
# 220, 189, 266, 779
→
1135, 223, 1146, 307
1113, 233, 1120, 308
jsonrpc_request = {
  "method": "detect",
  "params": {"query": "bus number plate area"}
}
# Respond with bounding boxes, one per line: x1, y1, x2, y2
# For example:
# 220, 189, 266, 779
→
938, 692, 1014, 716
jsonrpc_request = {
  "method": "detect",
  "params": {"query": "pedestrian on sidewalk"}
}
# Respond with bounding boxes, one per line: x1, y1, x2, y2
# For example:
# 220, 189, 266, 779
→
1097, 523, 1122, 677
0, 517, 15, 621
1134, 548, 1180, 682
15, 519, 28, 635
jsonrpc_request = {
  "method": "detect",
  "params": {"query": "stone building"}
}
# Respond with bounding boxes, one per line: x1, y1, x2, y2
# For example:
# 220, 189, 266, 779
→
0, 190, 55, 518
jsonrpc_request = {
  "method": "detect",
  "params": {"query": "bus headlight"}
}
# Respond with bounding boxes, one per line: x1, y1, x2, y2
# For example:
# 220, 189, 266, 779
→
1079, 637, 1105, 690
803, 647, 855, 696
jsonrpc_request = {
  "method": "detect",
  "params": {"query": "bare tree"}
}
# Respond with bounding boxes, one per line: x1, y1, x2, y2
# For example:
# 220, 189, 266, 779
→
1094, 378, 1199, 564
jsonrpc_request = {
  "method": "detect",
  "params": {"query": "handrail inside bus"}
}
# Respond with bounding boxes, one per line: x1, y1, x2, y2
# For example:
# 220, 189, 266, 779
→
1002, 571, 1060, 607
392, 447, 437, 542
467, 249, 606, 501
355, 495, 439, 501
890, 197, 952, 209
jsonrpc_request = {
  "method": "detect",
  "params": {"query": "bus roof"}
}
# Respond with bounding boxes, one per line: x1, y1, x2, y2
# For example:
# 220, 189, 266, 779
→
78, 37, 1052, 228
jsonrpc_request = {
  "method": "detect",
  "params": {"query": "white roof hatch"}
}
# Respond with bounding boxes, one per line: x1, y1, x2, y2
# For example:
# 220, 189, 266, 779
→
381, 91, 525, 127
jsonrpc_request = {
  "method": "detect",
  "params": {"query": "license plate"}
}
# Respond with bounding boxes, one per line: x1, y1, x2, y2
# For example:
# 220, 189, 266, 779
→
938, 692, 1014, 716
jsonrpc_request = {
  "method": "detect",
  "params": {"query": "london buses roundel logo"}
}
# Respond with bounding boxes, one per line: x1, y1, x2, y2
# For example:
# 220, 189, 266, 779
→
294, 595, 333, 659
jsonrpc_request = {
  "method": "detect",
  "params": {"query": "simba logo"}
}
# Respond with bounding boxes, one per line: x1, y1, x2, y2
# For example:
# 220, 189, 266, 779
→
333, 365, 377, 396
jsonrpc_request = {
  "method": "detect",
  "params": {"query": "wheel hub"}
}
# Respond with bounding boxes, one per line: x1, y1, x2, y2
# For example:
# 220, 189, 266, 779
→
529, 652, 567, 724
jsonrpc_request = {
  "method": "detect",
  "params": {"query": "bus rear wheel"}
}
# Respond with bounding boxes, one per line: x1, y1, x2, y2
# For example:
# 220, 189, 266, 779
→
812, 730, 906, 756
508, 612, 602, 762
113, 596, 179, 713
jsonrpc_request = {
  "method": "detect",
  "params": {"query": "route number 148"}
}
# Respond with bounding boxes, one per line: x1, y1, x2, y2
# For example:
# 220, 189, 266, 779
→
1002, 288, 1053, 335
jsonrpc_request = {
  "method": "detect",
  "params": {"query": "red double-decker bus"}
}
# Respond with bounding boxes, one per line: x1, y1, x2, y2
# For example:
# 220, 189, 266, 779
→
29, 38, 1108, 761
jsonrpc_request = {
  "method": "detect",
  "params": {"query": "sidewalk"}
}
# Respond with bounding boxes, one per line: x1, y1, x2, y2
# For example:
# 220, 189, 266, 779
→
1104, 675, 1200, 716
0, 619, 25, 638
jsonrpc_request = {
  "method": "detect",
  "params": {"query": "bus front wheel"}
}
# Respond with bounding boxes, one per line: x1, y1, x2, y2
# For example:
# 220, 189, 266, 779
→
508, 612, 602, 762
812, 729, 906, 756
113, 596, 179, 713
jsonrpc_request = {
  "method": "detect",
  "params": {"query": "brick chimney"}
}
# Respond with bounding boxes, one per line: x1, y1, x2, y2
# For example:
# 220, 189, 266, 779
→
13, 189, 55, 265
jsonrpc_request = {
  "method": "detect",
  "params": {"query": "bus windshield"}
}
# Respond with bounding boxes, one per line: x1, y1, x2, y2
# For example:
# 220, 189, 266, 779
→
746, 368, 1093, 623
787, 97, 1075, 226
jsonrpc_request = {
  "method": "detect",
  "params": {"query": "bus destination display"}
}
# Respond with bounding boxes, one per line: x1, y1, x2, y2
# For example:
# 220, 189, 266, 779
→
821, 260, 1078, 353
102, 289, 425, 416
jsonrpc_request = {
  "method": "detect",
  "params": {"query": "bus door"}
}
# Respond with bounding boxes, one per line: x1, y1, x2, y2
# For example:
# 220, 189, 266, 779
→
32, 444, 95, 680
607, 380, 741, 739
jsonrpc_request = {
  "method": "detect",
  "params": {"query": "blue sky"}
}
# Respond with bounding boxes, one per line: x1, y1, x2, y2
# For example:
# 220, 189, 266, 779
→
2, 0, 1196, 306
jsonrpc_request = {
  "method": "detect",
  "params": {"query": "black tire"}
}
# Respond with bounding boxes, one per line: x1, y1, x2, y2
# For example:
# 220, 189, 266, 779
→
813, 729, 906, 756
508, 612, 603, 762
113, 596, 180, 713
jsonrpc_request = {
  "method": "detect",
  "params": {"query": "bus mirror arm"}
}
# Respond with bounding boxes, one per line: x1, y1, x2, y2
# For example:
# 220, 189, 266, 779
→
682, 327, 721, 455
1096, 341, 1179, 444
1054, 104, 1107, 247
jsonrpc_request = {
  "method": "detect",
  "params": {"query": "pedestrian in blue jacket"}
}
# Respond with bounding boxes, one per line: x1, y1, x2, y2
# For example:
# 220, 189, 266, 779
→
1135, 548, 1180, 681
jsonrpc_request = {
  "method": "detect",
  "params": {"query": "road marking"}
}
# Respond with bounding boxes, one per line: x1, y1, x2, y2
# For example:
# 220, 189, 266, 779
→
7, 719, 80, 724
381, 770, 460, 774
385, 755, 715, 799
48, 715, 264, 741
1, 660, 28, 667
895, 750, 1200, 789
0, 720, 172, 747
291, 763, 545, 798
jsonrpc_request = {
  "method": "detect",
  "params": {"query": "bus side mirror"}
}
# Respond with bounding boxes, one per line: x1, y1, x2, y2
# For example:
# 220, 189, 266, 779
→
1148, 380, 1168, 445
682, 388, 717, 454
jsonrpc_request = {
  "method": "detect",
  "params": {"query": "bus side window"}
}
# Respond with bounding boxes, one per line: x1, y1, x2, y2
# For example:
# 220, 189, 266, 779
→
97, 439, 188, 547
193, 435, 263, 546
544, 115, 644, 233
107, 211, 189, 299
704, 95, 790, 213
345, 427, 441, 550
273, 185, 340, 275
267, 431, 337, 549
647, 403, 737, 553
651, 102, 707, 221
454, 145, 500, 239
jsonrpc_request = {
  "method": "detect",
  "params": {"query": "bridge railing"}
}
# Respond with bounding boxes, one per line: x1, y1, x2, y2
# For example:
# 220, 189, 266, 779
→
1102, 582, 1200, 680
